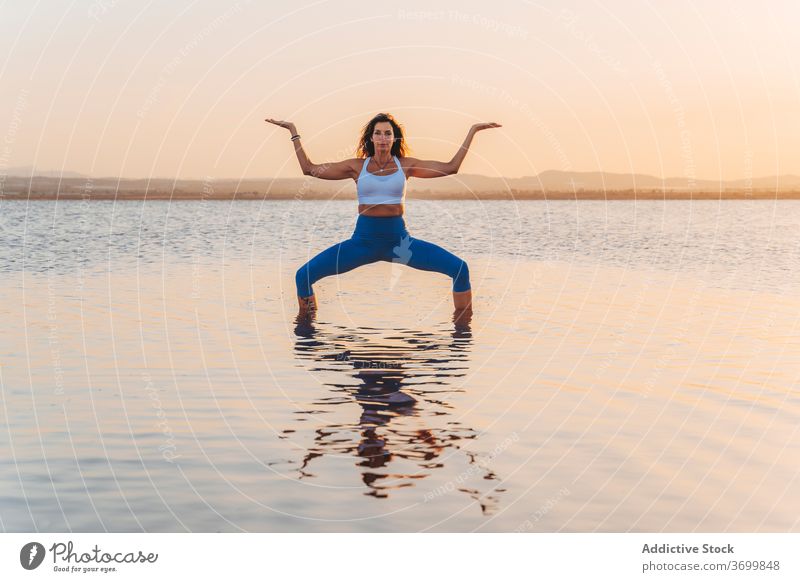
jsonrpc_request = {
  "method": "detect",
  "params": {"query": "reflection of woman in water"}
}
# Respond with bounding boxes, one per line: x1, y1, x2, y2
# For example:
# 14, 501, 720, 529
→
290, 313, 505, 513
265, 112, 501, 316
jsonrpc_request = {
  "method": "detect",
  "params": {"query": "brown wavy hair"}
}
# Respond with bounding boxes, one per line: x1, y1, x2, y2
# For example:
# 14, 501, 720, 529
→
355, 112, 410, 158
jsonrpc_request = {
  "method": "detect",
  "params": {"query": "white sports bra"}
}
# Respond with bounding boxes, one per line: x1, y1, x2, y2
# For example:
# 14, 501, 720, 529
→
356, 156, 407, 205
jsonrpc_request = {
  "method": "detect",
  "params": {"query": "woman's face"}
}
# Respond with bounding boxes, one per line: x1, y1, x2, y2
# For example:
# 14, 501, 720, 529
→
371, 122, 395, 151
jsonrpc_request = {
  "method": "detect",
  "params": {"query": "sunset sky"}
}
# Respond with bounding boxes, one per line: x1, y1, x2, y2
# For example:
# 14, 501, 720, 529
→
1, 0, 798, 180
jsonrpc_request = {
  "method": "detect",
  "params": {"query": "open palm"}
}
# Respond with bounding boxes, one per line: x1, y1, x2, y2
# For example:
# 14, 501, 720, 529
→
471, 122, 502, 132
264, 117, 295, 132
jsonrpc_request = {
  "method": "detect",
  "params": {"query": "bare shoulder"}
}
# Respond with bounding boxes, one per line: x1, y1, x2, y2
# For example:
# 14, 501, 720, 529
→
397, 156, 418, 174
349, 157, 366, 178
338, 158, 363, 180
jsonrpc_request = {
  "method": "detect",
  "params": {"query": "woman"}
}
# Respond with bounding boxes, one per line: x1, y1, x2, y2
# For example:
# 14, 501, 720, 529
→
264, 112, 501, 315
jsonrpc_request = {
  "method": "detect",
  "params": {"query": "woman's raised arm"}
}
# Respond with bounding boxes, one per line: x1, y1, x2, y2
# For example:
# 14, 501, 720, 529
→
406, 122, 502, 178
265, 117, 357, 180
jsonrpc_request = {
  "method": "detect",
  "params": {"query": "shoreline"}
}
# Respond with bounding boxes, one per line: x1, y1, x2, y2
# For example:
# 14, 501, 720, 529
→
3, 190, 799, 201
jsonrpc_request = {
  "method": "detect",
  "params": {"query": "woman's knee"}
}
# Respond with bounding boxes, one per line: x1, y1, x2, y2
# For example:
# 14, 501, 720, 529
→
295, 264, 308, 285
295, 264, 313, 298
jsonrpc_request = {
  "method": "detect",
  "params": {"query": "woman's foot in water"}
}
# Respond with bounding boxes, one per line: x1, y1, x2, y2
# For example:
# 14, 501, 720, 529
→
297, 294, 318, 315
453, 290, 473, 331
453, 305, 473, 330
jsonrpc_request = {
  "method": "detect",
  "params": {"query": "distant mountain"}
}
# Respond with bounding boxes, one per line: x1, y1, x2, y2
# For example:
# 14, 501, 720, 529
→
265, 170, 800, 193
258, 171, 800, 194
6, 167, 800, 190
4, 169, 800, 200
481, 171, 800, 192
5, 166, 87, 178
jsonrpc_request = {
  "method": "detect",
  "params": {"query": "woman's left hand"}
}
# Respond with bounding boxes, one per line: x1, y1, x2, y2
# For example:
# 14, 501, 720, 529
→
471, 122, 502, 132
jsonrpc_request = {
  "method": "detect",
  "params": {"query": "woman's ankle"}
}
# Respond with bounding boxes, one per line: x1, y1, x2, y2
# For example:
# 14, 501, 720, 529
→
298, 294, 317, 312
452, 289, 472, 310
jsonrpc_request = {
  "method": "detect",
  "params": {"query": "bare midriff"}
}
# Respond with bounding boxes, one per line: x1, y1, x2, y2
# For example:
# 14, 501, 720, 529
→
358, 203, 404, 217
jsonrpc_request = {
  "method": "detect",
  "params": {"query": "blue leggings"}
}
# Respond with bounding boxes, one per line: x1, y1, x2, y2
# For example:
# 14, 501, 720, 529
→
295, 215, 471, 298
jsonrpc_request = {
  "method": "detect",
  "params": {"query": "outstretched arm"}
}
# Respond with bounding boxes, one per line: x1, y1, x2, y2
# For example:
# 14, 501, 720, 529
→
407, 122, 501, 178
265, 117, 356, 180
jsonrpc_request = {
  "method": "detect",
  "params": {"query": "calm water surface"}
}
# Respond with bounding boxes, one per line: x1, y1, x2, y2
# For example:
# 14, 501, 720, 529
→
1, 200, 799, 531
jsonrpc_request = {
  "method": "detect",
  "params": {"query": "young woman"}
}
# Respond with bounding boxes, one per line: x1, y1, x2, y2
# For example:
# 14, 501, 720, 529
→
265, 112, 501, 315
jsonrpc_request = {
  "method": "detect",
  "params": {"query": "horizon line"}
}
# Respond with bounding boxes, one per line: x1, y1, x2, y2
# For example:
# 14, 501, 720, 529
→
6, 169, 800, 182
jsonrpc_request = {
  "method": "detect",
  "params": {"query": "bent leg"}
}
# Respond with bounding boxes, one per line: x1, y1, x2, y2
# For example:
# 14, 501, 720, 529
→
401, 236, 471, 292
295, 238, 378, 298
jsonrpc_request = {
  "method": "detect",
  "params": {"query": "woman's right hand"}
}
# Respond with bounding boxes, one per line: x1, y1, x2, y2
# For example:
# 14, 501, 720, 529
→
264, 118, 296, 133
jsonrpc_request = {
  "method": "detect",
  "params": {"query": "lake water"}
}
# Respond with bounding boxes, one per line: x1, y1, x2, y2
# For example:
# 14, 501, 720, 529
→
1, 199, 799, 532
